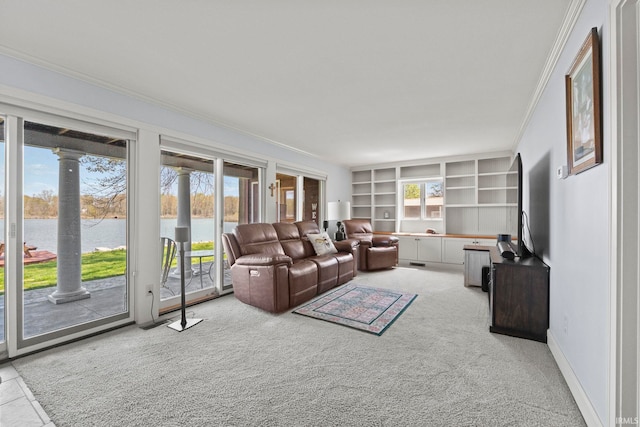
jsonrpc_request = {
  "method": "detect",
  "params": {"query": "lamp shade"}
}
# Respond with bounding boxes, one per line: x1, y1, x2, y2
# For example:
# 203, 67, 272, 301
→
174, 226, 189, 243
327, 201, 351, 221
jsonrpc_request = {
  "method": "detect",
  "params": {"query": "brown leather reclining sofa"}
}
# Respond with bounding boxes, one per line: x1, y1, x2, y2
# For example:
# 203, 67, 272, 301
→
222, 221, 358, 313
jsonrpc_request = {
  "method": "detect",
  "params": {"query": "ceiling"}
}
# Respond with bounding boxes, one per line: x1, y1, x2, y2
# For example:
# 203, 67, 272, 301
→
0, 1, 572, 167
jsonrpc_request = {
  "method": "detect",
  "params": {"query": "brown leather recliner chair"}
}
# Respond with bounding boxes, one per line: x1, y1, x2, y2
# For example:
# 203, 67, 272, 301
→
343, 219, 399, 271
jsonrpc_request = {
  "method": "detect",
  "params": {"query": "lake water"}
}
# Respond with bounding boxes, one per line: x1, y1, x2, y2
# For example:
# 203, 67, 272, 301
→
1, 218, 236, 253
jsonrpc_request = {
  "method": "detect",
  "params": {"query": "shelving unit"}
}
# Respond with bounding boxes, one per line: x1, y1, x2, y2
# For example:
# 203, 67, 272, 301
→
445, 156, 516, 236
477, 157, 518, 206
351, 170, 372, 220
371, 167, 397, 232
351, 167, 397, 232
444, 160, 476, 209
351, 153, 515, 236
400, 163, 441, 179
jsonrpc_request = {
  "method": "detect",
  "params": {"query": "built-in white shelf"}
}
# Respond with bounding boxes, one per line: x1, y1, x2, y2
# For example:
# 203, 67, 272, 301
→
352, 154, 516, 236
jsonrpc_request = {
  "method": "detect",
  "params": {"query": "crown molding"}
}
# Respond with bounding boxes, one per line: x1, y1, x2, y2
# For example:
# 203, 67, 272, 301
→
512, 0, 587, 148
0, 45, 322, 161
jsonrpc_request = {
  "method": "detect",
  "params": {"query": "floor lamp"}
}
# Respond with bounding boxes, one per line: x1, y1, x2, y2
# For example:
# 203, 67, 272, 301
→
327, 201, 351, 241
168, 226, 203, 332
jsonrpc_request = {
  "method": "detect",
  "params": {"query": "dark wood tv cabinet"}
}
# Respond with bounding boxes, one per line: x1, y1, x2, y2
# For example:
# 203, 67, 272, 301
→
489, 247, 550, 343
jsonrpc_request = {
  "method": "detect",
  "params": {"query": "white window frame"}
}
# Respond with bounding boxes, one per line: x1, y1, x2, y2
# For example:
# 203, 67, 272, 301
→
399, 178, 444, 221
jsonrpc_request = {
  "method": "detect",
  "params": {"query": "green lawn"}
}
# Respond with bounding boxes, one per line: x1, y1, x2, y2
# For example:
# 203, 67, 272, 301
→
0, 241, 214, 294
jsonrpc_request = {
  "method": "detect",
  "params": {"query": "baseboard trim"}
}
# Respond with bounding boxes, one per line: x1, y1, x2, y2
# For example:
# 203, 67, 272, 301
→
547, 330, 603, 427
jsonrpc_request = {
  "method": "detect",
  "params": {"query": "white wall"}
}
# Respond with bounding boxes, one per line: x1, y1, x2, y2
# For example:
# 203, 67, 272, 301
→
516, 0, 609, 423
0, 53, 352, 205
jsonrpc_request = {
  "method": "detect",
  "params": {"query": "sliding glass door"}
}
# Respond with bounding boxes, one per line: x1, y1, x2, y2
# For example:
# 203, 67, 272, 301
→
0, 116, 5, 355
159, 149, 216, 310
275, 172, 324, 225
221, 161, 261, 293
19, 119, 131, 347
276, 173, 297, 223
159, 147, 263, 303
303, 177, 320, 225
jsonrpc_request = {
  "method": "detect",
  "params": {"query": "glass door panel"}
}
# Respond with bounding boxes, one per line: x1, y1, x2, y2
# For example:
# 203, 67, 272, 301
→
20, 120, 129, 345
303, 177, 320, 225
222, 161, 260, 292
0, 116, 5, 347
159, 150, 215, 309
276, 173, 297, 223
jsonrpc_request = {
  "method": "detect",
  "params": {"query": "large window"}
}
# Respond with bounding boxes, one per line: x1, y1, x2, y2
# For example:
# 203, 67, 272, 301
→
402, 179, 443, 220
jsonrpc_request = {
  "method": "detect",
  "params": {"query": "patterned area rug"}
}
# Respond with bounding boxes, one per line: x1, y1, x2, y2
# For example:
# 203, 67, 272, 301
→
293, 283, 417, 335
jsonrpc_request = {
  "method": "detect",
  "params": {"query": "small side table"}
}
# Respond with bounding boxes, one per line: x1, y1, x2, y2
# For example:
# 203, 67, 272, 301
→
463, 245, 492, 287
184, 250, 214, 288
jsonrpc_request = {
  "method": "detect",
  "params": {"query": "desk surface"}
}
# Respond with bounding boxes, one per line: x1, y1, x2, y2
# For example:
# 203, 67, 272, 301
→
489, 247, 549, 268
463, 245, 494, 252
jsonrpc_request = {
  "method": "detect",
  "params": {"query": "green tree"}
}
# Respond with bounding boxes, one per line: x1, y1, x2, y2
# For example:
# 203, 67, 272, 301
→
404, 183, 420, 199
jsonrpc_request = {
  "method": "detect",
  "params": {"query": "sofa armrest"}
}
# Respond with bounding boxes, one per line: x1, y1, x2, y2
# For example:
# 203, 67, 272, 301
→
334, 238, 359, 253
235, 253, 292, 267
372, 235, 399, 247
354, 238, 373, 249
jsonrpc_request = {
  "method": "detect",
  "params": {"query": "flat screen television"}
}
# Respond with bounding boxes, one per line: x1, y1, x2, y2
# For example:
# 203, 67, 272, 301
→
508, 153, 526, 257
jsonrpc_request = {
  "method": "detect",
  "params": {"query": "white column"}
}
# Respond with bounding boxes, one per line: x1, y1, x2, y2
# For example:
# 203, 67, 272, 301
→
176, 168, 192, 277
48, 148, 90, 304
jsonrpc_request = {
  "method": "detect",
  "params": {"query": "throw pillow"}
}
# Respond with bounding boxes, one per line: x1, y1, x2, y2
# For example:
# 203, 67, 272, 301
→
307, 232, 338, 256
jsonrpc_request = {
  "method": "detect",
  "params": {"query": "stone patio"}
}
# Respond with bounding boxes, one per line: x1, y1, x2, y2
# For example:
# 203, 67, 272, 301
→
0, 261, 227, 341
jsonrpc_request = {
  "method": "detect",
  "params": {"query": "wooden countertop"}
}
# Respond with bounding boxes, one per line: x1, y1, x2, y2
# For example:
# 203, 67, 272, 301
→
386, 232, 500, 239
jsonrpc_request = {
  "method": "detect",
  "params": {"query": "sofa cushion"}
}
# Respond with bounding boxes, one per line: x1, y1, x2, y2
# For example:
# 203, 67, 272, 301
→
295, 220, 322, 236
294, 220, 325, 258
233, 223, 284, 256
273, 223, 308, 260
343, 219, 373, 237
367, 246, 398, 270
307, 255, 339, 293
307, 232, 338, 256
332, 251, 355, 285
288, 260, 318, 307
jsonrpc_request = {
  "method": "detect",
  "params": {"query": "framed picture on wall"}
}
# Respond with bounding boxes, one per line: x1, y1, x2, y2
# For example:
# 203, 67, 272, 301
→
565, 27, 602, 175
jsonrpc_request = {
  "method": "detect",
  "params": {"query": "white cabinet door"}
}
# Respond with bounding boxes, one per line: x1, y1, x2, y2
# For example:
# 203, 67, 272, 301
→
397, 236, 441, 263
397, 236, 418, 261
417, 238, 442, 262
442, 238, 476, 264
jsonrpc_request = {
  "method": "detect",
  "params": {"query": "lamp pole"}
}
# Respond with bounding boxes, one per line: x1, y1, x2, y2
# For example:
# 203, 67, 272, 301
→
168, 226, 203, 332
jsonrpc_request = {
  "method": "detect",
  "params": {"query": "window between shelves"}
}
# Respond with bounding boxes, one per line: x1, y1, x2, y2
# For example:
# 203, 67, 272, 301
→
400, 178, 443, 221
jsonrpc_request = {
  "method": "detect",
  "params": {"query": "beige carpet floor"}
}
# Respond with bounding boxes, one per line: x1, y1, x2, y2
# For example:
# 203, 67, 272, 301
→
12, 265, 585, 426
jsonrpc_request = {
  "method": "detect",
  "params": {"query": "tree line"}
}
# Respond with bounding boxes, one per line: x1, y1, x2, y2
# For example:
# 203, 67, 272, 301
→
9, 191, 239, 219
160, 194, 240, 220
